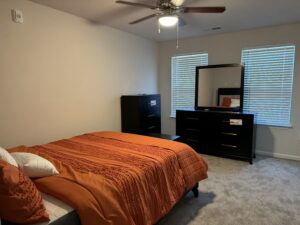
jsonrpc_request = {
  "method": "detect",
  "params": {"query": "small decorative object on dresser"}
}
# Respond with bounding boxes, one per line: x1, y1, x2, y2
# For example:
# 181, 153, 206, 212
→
121, 94, 161, 134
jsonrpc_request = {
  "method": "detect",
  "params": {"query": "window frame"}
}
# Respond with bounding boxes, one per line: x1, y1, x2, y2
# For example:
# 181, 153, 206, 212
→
241, 44, 296, 127
170, 52, 208, 118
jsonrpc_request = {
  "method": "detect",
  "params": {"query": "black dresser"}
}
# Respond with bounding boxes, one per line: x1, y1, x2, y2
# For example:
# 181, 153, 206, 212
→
176, 109, 256, 164
121, 94, 161, 135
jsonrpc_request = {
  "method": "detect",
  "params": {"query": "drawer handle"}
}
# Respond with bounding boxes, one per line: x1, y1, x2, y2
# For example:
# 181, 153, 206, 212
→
147, 126, 156, 130
186, 128, 200, 132
221, 132, 238, 136
222, 120, 230, 123
221, 144, 238, 148
186, 138, 199, 143
147, 114, 155, 118
186, 117, 199, 121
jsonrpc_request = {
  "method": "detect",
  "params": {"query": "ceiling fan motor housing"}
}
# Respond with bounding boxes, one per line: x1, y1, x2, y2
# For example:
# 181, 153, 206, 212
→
157, 0, 180, 13
115, 0, 225, 24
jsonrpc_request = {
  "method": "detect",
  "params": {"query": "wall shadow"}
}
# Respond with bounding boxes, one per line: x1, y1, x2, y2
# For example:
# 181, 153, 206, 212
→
254, 125, 274, 163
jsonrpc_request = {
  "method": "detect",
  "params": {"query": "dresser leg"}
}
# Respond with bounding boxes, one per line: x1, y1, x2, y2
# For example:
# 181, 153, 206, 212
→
192, 183, 199, 198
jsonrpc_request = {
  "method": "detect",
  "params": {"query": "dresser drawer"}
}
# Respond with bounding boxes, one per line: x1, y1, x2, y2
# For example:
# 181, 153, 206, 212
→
143, 125, 160, 133
141, 119, 160, 133
218, 142, 249, 157
141, 114, 160, 124
179, 124, 215, 141
218, 130, 242, 143
177, 111, 217, 129
180, 114, 201, 128
140, 96, 160, 116
217, 127, 250, 157
179, 128, 201, 139
180, 137, 214, 153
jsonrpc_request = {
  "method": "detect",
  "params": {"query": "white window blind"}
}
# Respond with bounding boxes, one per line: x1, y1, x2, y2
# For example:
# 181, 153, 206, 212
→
242, 45, 295, 127
171, 53, 208, 117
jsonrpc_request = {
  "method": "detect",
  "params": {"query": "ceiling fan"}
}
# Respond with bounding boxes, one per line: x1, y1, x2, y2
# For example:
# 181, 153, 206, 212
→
116, 0, 226, 27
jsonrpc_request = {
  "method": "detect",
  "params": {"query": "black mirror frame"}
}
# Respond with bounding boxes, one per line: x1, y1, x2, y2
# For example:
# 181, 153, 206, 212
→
195, 63, 245, 112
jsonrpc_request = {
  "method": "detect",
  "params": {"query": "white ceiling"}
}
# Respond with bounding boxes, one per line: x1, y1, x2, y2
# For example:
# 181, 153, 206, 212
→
30, 0, 300, 41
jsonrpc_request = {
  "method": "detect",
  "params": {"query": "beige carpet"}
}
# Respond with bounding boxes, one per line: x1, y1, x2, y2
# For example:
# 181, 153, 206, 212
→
158, 154, 300, 225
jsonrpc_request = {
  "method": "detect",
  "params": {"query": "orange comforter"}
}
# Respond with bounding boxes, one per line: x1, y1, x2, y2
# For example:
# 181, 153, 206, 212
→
10, 132, 208, 225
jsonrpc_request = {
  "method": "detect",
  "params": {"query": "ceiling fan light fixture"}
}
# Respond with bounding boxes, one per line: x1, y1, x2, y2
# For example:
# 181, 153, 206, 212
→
158, 15, 179, 27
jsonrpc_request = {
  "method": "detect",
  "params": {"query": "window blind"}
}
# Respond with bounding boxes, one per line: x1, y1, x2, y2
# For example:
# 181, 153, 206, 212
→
241, 45, 295, 127
171, 53, 208, 117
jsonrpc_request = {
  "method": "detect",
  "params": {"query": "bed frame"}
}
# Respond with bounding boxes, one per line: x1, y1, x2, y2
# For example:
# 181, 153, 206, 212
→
191, 183, 199, 197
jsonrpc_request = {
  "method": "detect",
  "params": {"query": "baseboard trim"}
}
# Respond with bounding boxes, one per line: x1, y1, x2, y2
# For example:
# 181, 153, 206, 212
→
256, 150, 300, 161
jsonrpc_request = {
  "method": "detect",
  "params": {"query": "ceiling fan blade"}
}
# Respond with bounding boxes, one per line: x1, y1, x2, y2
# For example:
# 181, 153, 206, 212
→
183, 7, 226, 13
129, 14, 157, 24
116, 1, 156, 10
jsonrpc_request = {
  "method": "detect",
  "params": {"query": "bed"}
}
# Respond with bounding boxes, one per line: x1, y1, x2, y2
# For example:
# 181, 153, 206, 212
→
2, 131, 208, 225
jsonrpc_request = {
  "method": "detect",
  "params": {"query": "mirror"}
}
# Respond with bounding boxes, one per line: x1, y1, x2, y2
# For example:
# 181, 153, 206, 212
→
195, 64, 244, 111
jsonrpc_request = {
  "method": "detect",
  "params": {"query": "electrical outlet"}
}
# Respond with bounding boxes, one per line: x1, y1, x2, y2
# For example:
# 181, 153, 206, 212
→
11, 9, 24, 24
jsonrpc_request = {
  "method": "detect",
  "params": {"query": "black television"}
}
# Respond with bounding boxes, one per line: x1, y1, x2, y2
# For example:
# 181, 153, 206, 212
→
195, 63, 244, 112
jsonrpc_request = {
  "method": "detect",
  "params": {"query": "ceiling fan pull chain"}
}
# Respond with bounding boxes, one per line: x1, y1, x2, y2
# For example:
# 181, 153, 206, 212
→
176, 21, 179, 49
158, 20, 161, 33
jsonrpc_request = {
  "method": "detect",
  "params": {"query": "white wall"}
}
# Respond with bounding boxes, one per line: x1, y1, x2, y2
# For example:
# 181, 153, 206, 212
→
0, 0, 158, 148
159, 23, 300, 160
197, 69, 214, 106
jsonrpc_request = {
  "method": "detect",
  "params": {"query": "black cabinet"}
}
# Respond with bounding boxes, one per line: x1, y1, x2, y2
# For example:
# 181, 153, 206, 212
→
121, 95, 161, 134
176, 109, 256, 164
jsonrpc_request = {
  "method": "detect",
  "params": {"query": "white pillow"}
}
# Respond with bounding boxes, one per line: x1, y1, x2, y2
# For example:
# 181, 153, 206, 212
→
0, 146, 18, 167
11, 152, 59, 178
230, 98, 240, 107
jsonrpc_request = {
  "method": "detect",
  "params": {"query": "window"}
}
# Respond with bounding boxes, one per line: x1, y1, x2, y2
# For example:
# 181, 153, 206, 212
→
171, 53, 208, 117
242, 45, 295, 127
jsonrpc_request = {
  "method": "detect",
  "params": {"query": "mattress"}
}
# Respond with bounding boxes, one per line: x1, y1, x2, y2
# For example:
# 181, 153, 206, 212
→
2, 193, 80, 225
35, 193, 78, 225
